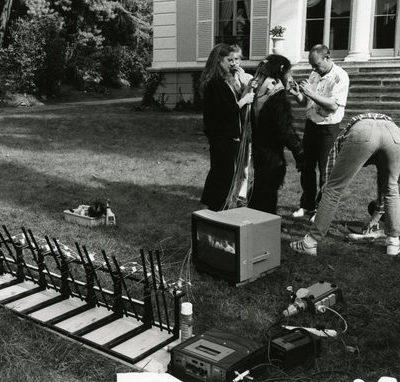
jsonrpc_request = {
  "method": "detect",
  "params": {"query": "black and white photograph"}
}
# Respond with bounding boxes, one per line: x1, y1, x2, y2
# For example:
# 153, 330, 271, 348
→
0, 0, 398, 381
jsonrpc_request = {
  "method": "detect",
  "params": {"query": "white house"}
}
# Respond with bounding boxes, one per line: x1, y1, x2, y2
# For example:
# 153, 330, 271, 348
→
151, 0, 400, 107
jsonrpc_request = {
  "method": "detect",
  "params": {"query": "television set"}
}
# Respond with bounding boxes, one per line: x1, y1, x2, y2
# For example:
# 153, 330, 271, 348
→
192, 207, 281, 286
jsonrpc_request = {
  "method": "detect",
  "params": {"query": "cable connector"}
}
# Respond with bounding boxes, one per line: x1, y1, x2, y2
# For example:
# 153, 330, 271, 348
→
233, 370, 253, 382
316, 304, 326, 313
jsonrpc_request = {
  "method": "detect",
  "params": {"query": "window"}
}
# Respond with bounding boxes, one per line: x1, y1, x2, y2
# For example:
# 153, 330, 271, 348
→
304, 0, 351, 52
304, 0, 325, 51
373, 0, 398, 49
330, 0, 351, 50
216, 0, 251, 59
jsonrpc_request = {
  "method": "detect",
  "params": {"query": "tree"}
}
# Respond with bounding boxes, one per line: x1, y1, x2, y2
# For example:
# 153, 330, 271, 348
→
0, 0, 153, 93
0, 0, 15, 46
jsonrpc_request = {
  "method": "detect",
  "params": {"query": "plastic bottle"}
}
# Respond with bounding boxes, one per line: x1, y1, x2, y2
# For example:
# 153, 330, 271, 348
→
180, 302, 193, 342
105, 200, 116, 226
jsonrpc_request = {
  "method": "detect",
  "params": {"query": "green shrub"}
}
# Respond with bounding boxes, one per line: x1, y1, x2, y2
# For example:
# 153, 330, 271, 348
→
37, 17, 66, 96
65, 31, 104, 90
0, 19, 46, 94
0, 15, 66, 95
119, 46, 150, 87
100, 45, 122, 87
141, 72, 163, 106
100, 45, 150, 88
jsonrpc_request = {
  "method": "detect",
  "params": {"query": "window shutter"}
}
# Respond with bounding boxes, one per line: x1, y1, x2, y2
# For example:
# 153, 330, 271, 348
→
197, 0, 214, 61
250, 0, 270, 60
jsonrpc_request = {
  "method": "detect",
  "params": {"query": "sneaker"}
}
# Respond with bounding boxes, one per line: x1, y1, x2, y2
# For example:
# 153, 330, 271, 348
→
290, 234, 318, 256
292, 208, 315, 218
347, 224, 386, 243
386, 236, 399, 256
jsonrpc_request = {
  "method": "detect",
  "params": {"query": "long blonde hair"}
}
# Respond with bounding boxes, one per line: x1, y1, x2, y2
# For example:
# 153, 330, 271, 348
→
200, 43, 235, 93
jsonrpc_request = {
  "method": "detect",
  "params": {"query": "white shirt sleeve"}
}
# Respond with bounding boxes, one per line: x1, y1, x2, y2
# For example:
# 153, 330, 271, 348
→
332, 71, 349, 107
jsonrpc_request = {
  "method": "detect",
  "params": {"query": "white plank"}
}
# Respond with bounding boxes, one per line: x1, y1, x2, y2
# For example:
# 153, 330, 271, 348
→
111, 327, 173, 360
55, 305, 113, 333
0, 273, 17, 286
30, 297, 87, 322
154, 26, 176, 38
6, 288, 60, 311
154, 37, 177, 50
154, 13, 176, 27
153, 49, 177, 62
154, 1, 175, 14
82, 316, 142, 345
117, 373, 182, 382
0, 280, 37, 301
134, 339, 180, 373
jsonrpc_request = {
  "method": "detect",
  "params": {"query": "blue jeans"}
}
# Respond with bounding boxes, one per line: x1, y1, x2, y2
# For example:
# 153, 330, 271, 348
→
311, 119, 400, 239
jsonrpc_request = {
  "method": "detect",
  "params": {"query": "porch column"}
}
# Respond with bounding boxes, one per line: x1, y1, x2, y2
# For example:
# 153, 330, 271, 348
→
344, 0, 374, 61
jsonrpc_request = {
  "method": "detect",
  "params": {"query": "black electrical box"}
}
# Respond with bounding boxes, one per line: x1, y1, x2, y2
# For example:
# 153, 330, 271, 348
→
269, 329, 321, 370
168, 329, 266, 382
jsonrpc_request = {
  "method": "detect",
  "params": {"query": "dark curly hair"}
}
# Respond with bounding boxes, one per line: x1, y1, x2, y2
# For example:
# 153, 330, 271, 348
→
252, 54, 292, 90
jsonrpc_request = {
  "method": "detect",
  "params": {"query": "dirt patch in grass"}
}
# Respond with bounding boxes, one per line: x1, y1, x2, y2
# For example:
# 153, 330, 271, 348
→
0, 104, 399, 381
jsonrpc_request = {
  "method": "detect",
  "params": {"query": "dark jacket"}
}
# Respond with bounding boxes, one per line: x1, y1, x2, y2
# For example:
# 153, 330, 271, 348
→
203, 78, 240, 140
249, 89, 303, 213
252, 89, 303, 171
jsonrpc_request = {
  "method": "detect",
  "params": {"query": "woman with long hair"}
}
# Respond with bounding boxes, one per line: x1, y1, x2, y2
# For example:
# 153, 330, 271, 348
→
200, 43, 254, 211
248, 54, 304, 214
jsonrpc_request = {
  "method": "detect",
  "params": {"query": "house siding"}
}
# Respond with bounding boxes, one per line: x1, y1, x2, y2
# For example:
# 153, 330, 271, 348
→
153, 0, 177, 65
151, 0, 316, 107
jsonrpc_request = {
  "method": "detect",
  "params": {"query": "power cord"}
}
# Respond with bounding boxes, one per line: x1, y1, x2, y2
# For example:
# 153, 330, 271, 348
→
316, 305, 348, 334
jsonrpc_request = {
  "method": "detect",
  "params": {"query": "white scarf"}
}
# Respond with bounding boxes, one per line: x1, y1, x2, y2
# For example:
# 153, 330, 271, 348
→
253, 77, 285, 124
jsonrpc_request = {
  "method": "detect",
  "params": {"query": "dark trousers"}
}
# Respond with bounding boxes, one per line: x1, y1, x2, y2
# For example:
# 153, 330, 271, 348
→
249, 164, 286, 214
300, 119, 341, 211
201, 137, 239, 211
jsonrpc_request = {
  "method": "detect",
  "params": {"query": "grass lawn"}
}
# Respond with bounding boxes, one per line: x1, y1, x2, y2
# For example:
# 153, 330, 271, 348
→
0, 102, 399, 382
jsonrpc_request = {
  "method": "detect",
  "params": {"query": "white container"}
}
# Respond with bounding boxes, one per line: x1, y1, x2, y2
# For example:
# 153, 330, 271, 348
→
63, 205, 105, 227
180, 302, 193, 342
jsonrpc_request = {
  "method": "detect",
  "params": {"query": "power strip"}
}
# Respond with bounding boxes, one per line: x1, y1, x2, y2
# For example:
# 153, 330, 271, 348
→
282, 326, 337, 338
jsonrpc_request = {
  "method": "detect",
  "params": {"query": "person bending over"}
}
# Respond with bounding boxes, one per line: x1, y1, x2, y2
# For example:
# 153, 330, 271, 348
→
248, 55, 303, 214
200, 43, 254, 211
290, 113, 400, 257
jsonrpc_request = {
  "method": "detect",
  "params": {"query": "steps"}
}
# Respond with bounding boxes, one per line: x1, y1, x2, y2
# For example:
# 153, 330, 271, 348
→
291, 62, 400, 130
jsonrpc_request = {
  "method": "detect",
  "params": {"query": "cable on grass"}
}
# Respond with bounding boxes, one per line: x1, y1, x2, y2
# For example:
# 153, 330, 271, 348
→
320, 306, 348, 334
222, 91, 254, 211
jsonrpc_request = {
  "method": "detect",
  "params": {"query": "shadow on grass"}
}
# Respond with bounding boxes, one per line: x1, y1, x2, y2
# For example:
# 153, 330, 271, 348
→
0, 160, 201, 250
0, 106, 207, 159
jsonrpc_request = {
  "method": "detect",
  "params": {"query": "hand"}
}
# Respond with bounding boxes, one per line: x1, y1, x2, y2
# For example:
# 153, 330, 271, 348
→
288, 81, 300, 97
299, 80, 313, 98
236, 67, 245, 75
231, 65, 242, 75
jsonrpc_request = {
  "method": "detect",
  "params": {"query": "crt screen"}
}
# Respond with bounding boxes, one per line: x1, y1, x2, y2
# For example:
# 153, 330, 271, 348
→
197, 220, 235, 254
196, 220, 236, 276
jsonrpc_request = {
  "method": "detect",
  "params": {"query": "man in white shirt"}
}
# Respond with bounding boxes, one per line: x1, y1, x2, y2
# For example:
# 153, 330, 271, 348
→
290, 44, 349, 218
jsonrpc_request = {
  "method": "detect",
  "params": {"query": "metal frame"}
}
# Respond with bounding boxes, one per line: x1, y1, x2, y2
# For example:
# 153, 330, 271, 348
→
0, 225, 184, 366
